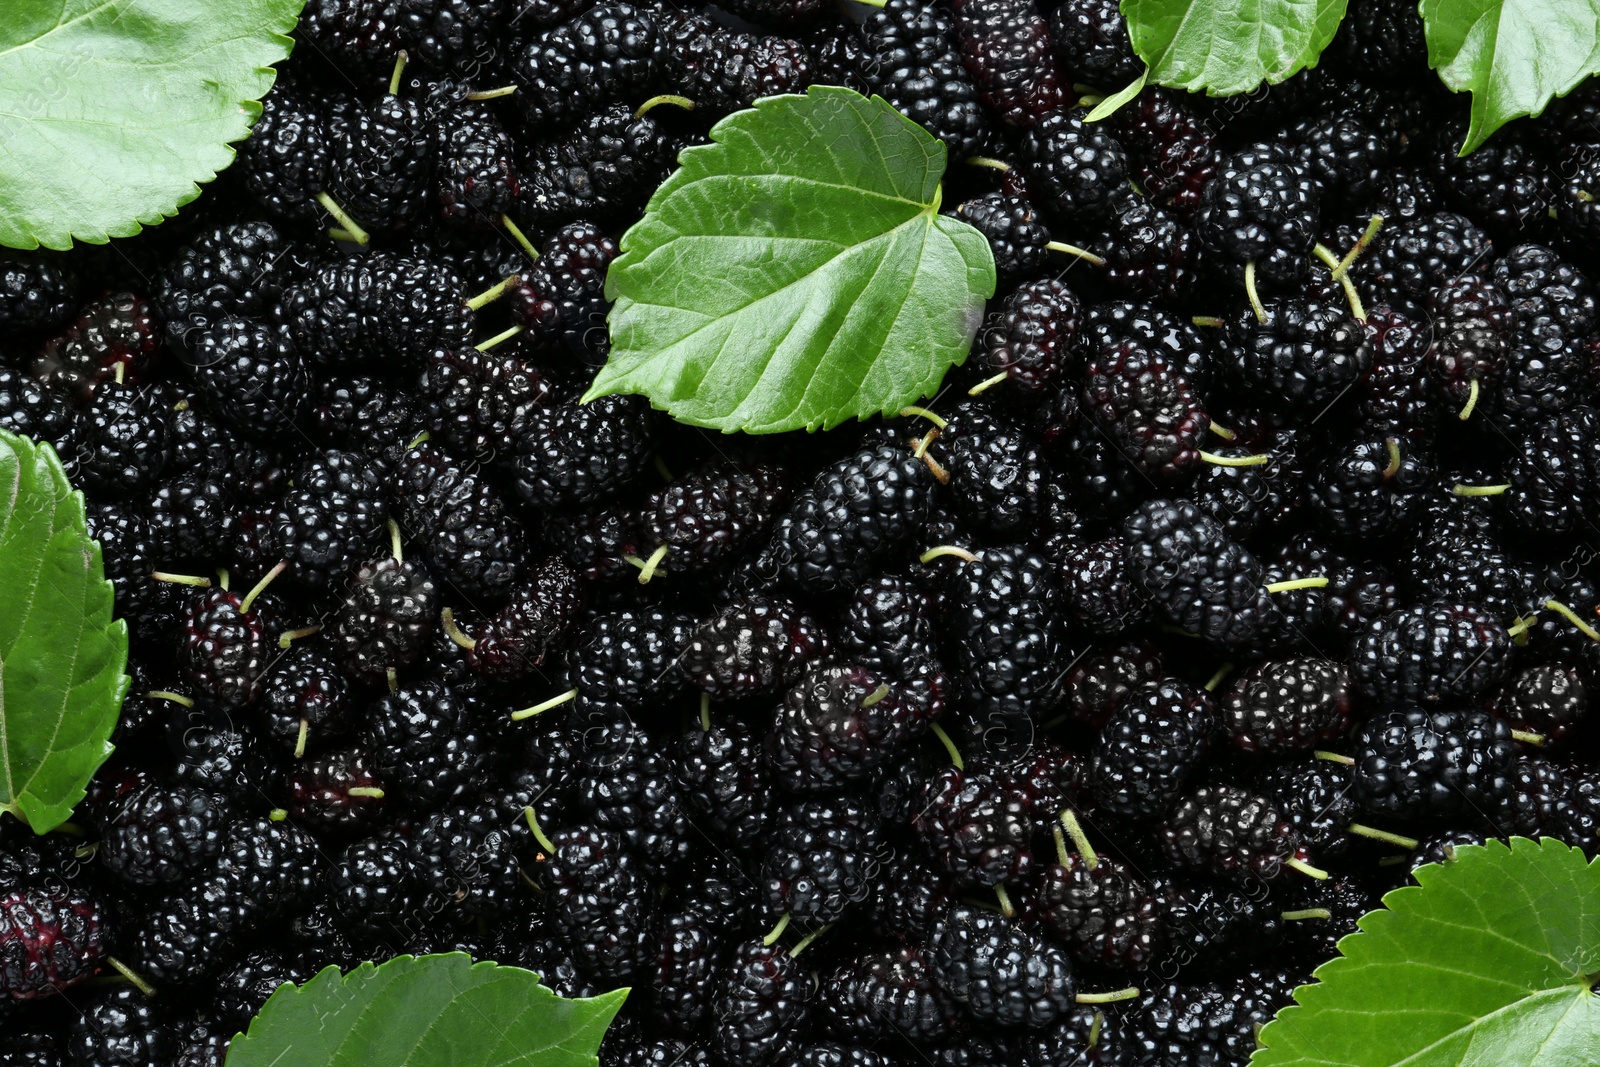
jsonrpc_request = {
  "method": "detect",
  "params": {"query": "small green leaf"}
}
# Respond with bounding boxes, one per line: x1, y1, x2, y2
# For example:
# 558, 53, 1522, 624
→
1121, 0, 1349, 96
0, 0, 303, 251
1085, 68, 1149, 122
225, 954, 628, 1067
1422, 0, 1600, 154
0, 430, 127, 832
1252, 838, 1600, 1067
587, 86, 996, 434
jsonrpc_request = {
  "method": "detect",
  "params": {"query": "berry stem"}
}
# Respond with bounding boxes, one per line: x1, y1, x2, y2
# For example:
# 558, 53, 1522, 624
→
475, 325, 524, 352
144, 690, 193, 708
1457, 377, 1481, 421
967, 371, 1010, 396
1381, 437, 1402, 479
1332, 213, 1384, 279
1451, 481, 1509, 497
762, 912, 792, 946
1202, 662, 1233, 692
388, 50, 408, 96
327, 227, 362, 244
1059, 809, 1098, 869
441, 607, 478, 650
1265, 576, 1329, 594
788, 923, 831, 957
911, 429, 938, 459
151, 571, 211, 587
1053, 825, 1070, 866
466, 85, 518, 100
114, 361, 126, 385
278, 624, 322, 649
216, 568, 230, 591
860, 683, 891, 708
1199, 450, 1269, 467
919, 545, 979, 564
104, 956, 157, 996
1044, 241, 1107, 267
1506, 614, 1537, 640
636, 94, 697, 116
406, 430, 431, 450
1511, 729, 1547, 745
1281, 908, 1333, 922
237, 560, 288, 616
994, 883, 1015, 917
900, 405, 948, 429
1076, 987, 1140, 1004
1285, 856, 1329, 880
1191, 315, 1225, 328
269, 808, 288, 822
313, 192, 371, 246
921, 450, 949, 483
636, 543, 670, 584
388, 519, 404, 563
1544, 598, 1600, 641
501, 215, 539, 262
348, 787, 385, 799
511, 688, 579, 721
386, 668, 398, 694
465, 274, 521, 311
294, 719, 309, 760
700, 692, 712, 732
1208, 421, 1236, 440
1347, 823, 1419, 849
1314, 750, 1355, 766
928, 722, 965, 771
523, 805, 557, 854
964, 156, 1011, 172
1243, 260, 1266, 324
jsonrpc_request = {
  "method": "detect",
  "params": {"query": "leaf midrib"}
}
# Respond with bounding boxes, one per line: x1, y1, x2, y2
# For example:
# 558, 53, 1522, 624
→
1388, 983, 1590, 1066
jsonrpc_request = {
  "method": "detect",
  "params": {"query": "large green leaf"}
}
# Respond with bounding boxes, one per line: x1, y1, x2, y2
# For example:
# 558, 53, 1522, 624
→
0, 430, 127, 832
0, 0, 303, 250
1120, 0, 1349, 95
226, 954, 628, 1067
1252, 838, 1600, 1066
1422, 0, 1600, 153
587, 86, 996, 434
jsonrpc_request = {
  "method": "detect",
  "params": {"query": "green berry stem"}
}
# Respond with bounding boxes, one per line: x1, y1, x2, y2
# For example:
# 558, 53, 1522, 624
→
268, 808, 288, 822
994, 882, 1015, 918
1076, 987, 1140, 1004
1059, 809, 1098, 869
1544, 598, 1600, 641
967, 370, 1010, 396
929, 722, 965, 771
1347, 823, 1419, 850
861, 683, 891, 708
1314, 750, 1356, 766
313, 192, 371, 247
699, 692, 712, 732
406, 430, 431, 450
475, 324, 524, 352
294, 719, 310, 760
1285, 856, 1329, 880
511, 688, 580, 721
920, 545, 979, 564
1208, 421, 1236, 440
151, 571, 211, 588
501, 215, 540, 262
964, 156, 1011, 171
466, 85, 517, 100
1381, 437, 1402, 479
523, 805, 558, 854
788, 923, 831, 957
1191, 315, 1225, 328
1045, 240, 1107, 267
636, 543, 670, 584
238, 560, 288, 616
347, 787, 385, 799
104, 957, 157, 996
388, 50, 408, 96
900, 405, 948, 429
386, 668, 399, 695
1457, 377, 1481, 421
1202, 662, 1233, 692
1451, 482, 1509, 497
144, 690, 193, 708
1244, 260, 1266, 324
1265, 576, 1329, 594
1511, 729, 1547, 745
1053, 825, 1071, 867
1199, 450, 1269, 467
1332, 213, 1384, 279
440, 607, 477, 650
465, 274, 521, 311
1281, 908, 1333, 922
637, 94, 697, 116
1507, 614, 1537, 640
762, 913, 792, 946
388, 519, 404, 563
